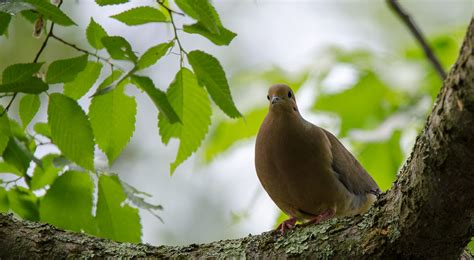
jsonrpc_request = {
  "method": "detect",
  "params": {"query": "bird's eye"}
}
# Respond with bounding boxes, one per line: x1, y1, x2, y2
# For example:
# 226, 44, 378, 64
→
288, 91, 292, 98
267, 95, 270, 101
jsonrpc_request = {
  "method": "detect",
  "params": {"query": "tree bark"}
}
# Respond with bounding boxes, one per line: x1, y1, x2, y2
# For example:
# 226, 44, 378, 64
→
1, 18, 474, 260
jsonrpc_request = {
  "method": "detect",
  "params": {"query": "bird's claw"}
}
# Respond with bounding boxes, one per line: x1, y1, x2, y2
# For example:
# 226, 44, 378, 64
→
275, 217, 297, 235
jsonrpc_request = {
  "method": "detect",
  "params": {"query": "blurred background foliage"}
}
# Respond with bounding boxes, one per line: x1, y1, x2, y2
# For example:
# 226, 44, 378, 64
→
1, 0, 472, 251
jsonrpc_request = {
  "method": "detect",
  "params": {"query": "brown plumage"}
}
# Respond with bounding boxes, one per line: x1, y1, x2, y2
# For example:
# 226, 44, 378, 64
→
255, 84, 380, 234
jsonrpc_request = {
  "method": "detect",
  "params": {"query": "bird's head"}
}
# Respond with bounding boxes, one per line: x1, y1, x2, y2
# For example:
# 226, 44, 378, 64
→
267, 84, 299, 114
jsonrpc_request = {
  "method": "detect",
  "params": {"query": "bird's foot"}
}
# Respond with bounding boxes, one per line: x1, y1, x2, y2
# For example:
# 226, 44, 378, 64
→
303, 209, 335, 226
275, 217, 297, 235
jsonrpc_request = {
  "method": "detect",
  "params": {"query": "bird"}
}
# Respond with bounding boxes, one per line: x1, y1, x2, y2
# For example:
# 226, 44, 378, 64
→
255, 84, 380, 234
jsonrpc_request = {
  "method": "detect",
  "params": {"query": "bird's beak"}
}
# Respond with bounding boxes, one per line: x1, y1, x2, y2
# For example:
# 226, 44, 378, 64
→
271, 96, 280, 104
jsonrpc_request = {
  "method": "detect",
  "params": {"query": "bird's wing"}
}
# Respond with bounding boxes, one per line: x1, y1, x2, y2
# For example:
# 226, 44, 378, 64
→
322, 129, 381, 196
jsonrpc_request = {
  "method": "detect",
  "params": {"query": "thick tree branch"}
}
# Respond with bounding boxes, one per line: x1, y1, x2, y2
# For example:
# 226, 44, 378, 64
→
1, 18, 474, 260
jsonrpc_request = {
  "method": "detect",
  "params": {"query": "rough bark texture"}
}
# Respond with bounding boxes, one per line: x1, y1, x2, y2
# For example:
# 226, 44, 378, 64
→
1, 19, 474, 260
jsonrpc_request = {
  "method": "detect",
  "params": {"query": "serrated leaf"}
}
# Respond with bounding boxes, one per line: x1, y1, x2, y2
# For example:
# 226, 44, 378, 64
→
33, 122, 51, 138
0, 111, 11, 154
136, 41, 174, 70
64, 61, 102, 100
158, 68, 211, 173
96, 0, 129, 6
0, 187, 8, 212
102, 36, 137, 62
188, 50, 241, 118
30, 154, 61, 190
86, 18, 108, 50
175, 0, 220, 34
48, 93, 94, 170
46, 54, 88, 84
8, 186, 38, 220
96, 174, 141, 243
24, 0, 76, 26
111, 6, 167, 26
131, 75, 180, 124
0, 77, 48, 93
183, 22, 236, 46
2, 138, 31, 176
19, 94, 40, 128
89, 81, 136, 164
205, 107, 266, 161
2, 62, 43, 84
0, 12, 12, 36
40, 171, 96, 233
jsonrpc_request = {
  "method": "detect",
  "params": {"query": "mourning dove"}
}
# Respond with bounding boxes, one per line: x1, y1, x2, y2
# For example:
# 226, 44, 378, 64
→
255, 84, 380, 234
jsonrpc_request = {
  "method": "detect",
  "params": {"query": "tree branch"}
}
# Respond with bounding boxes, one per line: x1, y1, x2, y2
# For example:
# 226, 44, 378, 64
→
387, 0, 447, 80
1, 18, 473, 260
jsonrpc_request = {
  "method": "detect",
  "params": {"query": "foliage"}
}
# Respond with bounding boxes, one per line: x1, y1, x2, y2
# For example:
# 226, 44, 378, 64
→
0, 0, 239, 243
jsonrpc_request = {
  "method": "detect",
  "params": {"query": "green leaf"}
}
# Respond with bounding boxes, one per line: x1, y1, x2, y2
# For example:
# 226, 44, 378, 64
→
46, 54, 88, 84
102, 36, 137, 62
19, 94, 40, 128
8, 186, 39, 220
188, 50, 241, 118
0, 12, 12, 36
314, 71, 403, 136
136, 41, 174, 70
0, 111, 11, 155
96, 0, 129, 6
131, 75, 180, 124
33, 122, 51, 138
96, 174, 141, 243
64, 61, 102, 100
86, 18, 108, 50
0, 161, 21, 176
0, 187, 8, 212
48, 93, 95, 170
8, 119, 27, 141
24, 0, 76, 26
30, 154, 61, 190
204, 107, 266, 161
2, 62, 43, 84
40, 171, 96, 233
89, 80, 136, 164
2, 138, 31, 175
0, 77, 48, 93
158, 68, 211, 173
183, 22, 236, 46
111, 6, 167, 26
175, 0, 220, 34
355, 131, 403, 191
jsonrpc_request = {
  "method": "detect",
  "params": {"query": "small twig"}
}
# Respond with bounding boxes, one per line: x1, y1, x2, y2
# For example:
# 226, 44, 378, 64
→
157, 0, 185, 16
168, 8, 186, 68
387, 0, 447, 79
1, 1, 62, 117
3, 177, 22, 186
50, 33, 122, 70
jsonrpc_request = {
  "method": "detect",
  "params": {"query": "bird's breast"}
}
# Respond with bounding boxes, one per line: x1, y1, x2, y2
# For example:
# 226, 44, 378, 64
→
255, 116, 347, 218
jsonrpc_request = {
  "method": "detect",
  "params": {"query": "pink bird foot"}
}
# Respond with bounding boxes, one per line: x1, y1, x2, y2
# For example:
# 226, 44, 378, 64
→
276, 217, 297, 235
304, 209, 335, 226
